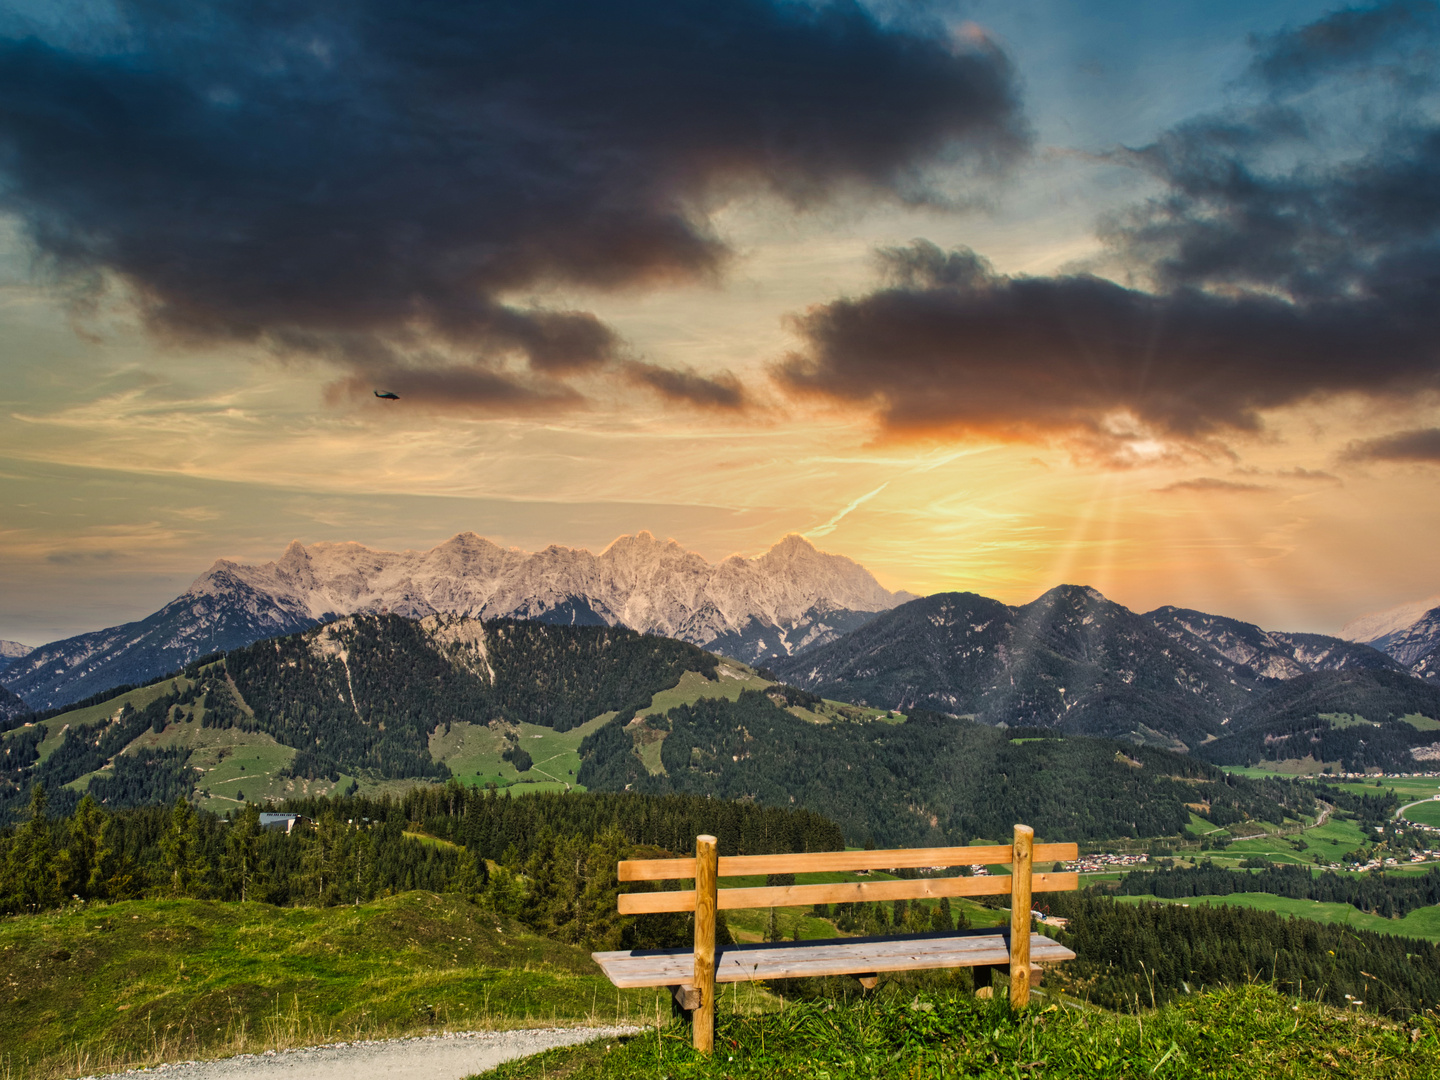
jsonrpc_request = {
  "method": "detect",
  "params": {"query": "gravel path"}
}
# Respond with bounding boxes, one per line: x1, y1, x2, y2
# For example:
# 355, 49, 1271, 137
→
79, 1026, 645, 1080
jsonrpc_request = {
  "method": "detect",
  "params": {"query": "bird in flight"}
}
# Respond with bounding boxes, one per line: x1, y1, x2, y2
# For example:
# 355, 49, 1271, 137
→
373, 390, 400, 400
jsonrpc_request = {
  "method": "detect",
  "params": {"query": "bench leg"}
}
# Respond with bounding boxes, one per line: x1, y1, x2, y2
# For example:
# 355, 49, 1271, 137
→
1008, 824, 1034, 1008
694, 835, 718, 1054
856, 973, 878, 989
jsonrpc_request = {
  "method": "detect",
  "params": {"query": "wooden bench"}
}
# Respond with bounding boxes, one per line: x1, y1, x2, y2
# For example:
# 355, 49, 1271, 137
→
592, 824, 1079, 1052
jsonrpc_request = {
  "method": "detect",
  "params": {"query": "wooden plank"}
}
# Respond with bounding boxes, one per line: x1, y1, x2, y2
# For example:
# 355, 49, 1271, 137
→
617, 871, 1078, 915
592, 931, 1075, 988
671, 984, 701, 1011
693, 835, 717, 1055
1008, 824, 1034, 1008
618, 842, 1079, 881
590, 938, 1077, 990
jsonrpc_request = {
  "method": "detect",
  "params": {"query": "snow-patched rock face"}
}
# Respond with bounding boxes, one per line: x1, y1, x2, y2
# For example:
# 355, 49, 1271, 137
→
0, 639, 33, 678
1147, 606, 1401, 687
1341, 595, 1440, 649
0, 532, 909, 710
1341, 596, 1440, 683
180, 531, 906, 649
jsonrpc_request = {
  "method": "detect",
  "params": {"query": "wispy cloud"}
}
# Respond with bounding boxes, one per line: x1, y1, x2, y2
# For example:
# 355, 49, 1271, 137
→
808, 482, 890, 537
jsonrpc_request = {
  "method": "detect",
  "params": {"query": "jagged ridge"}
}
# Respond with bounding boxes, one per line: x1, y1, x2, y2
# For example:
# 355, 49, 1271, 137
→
2, 532, 909, 710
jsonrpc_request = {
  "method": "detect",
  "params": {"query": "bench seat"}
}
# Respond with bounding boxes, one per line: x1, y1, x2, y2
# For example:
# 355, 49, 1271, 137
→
593, 928, 1075, 988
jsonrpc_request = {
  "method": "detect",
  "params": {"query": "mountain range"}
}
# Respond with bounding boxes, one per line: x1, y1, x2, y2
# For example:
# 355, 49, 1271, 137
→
771, 585, 1440, 763
1, 611, 1307, 846
0, 532, 910, 710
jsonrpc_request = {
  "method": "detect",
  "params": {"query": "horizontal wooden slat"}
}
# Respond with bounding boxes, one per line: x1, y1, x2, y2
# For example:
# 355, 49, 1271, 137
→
617, 871, 1078, 915
592, 931, 1077, 988
618, 842, 1079, 881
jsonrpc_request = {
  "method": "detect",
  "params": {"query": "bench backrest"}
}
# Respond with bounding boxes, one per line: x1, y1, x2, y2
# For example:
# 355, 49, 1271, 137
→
616, 835, 1079, 915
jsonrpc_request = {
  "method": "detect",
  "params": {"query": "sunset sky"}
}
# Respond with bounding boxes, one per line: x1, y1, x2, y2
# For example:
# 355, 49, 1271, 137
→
3, 0, 1440, 646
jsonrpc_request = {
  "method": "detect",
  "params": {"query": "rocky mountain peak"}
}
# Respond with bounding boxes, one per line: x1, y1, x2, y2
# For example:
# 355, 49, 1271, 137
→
3, 531, 911, 709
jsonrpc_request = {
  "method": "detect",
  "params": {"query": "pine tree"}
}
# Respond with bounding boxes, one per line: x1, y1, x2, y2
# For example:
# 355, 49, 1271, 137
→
221, 804, 265, 902
932, 896, 956, 932
8, 784, 60, 911
301, 811, 345, 905
160, 796, 210, 897
90, 813, 137, 900
57, 794, 106, 899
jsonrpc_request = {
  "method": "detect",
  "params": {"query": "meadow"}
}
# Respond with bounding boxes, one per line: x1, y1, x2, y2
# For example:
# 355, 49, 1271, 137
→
479, 984, 1440, 1079
0, 894, 695, 1080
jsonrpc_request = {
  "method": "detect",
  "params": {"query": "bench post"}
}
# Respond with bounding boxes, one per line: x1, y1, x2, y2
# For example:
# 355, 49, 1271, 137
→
693, 834, 718, 1053
1008, 823, 1034, 1008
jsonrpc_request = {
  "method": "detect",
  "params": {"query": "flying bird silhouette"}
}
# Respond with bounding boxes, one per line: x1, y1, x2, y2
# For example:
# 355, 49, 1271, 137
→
374, 390, 400, 400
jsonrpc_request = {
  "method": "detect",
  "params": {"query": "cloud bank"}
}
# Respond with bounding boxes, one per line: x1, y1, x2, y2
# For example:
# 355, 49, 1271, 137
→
0, 0, 1026, 410
775, 1, 1440, 458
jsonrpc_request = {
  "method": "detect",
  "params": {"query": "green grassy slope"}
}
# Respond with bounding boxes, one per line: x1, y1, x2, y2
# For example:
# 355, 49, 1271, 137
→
0, 893, 675, 1080
479, 984, 1440, 1080
22, 680, 188, 764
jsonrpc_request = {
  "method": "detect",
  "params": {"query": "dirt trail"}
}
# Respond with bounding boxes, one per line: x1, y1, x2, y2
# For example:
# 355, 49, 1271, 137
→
80, 1026, 642, 1080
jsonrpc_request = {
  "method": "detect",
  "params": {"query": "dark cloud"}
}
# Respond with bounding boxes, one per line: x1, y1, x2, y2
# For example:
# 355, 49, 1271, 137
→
1248, 1, 1438, 91
0, 0, 1027, 408
1343, 427, 1440, 462
776, 5, 1440, 451
776, 240, 1440, 440
1155, 478, 1270, 494
624, 362, 746, 410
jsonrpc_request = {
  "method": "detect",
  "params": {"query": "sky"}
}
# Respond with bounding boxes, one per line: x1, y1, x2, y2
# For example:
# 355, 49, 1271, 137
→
2, 0, 1440, 646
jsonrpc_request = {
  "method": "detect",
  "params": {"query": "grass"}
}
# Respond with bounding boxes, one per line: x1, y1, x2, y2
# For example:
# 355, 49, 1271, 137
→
1117, 891, 1440, 942
476, 983, 1440, 1079
1222, 760, 1347, 779
0, 893, 678, 1080
147, 722, 301, 806
1321, 712, 1380, 730
1402, 800, 1440, 827
427, 716, 612, 793
1331, 777, 1440, 801
642, 668, 773, 717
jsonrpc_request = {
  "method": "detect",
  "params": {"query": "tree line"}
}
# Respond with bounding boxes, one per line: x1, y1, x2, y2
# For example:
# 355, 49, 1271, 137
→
1115, 859, 1440, 920
1046, 892, 1440, 1019
0, 783, 839, 951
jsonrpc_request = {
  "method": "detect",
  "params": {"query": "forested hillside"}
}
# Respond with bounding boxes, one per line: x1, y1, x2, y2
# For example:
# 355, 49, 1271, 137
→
1196, 669, 1440, 770
772, 588, 1243, 748
776, 590, 1440, 766
228, 613, 719, 780
576, 690, 1308, 846
0, 615, 721, 820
